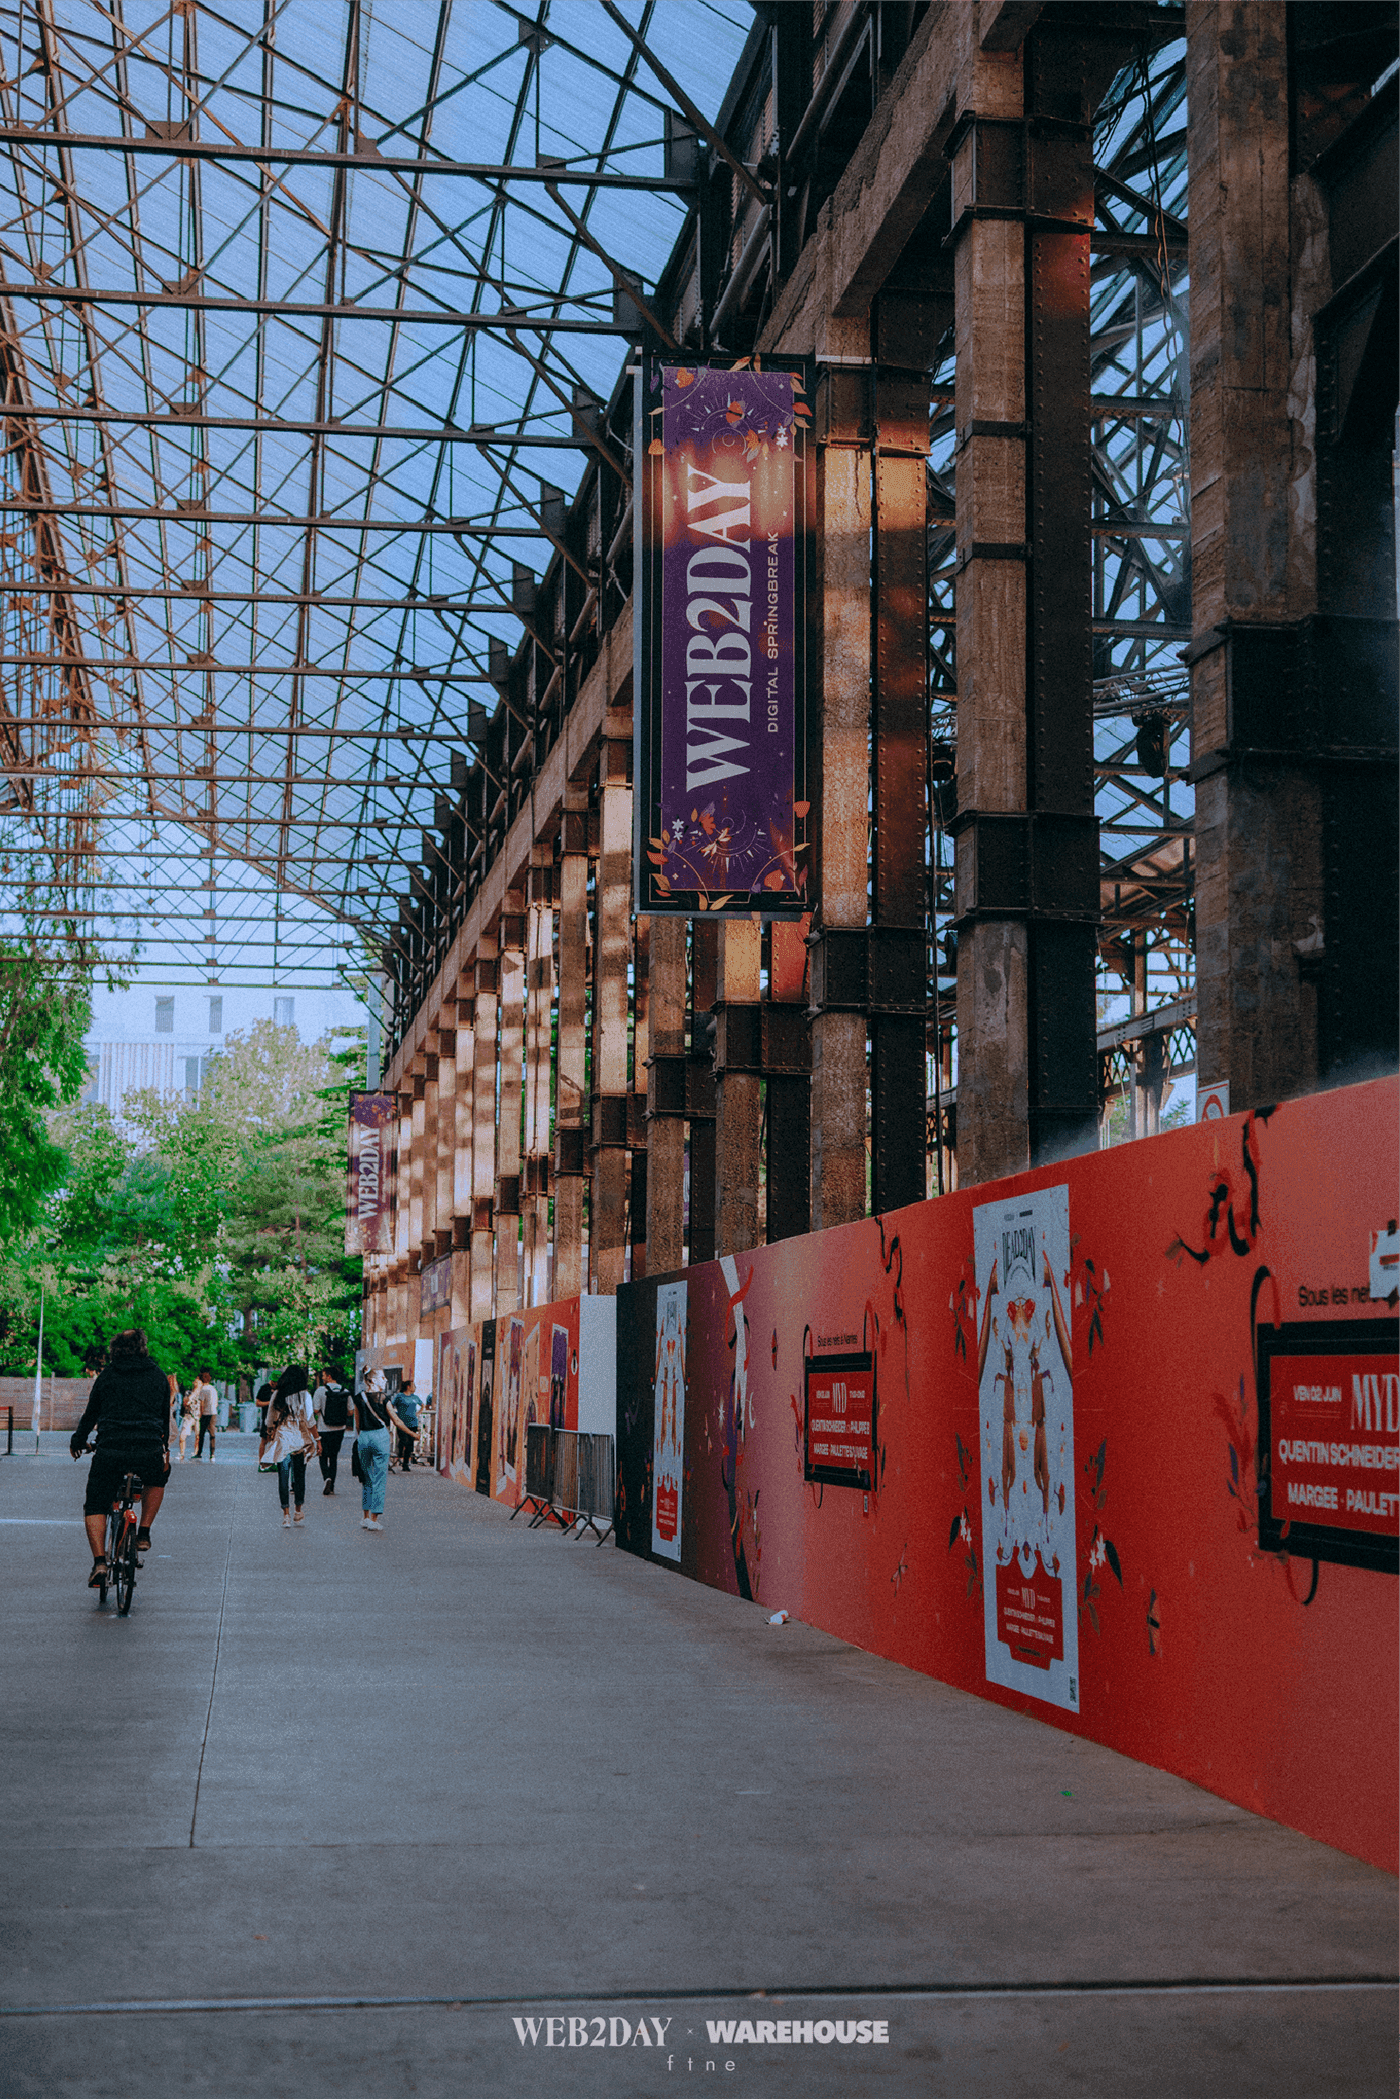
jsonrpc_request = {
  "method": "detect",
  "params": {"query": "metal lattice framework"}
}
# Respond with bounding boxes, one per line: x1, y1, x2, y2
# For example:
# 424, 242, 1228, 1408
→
0, 0, 751, 983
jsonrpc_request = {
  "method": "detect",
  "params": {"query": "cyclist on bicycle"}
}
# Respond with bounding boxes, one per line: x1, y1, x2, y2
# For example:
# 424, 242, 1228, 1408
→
70, 1327, 172, 1588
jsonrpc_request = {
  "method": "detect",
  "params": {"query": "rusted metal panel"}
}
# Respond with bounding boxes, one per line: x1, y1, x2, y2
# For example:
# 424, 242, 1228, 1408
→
766, 1074, 810, 1243
873, 449, 928, 924
688, 920, 719, 1262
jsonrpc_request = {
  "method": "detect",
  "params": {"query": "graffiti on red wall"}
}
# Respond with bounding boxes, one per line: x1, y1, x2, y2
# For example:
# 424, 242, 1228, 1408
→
616, 1079, 1399, 1872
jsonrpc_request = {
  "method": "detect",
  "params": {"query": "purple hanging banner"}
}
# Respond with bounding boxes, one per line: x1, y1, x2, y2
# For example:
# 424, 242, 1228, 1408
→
345, 1089, 395, 1256
635, 358, 813, 916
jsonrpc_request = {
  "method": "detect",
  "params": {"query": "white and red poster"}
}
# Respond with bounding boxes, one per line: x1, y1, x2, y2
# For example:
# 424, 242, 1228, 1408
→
975, 1183, 1079, 1713
651, 1281, 687, 1562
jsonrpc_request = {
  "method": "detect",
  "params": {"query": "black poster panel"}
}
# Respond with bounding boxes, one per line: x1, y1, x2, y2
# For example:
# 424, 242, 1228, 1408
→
615, 1274, 663, 1560
804, 1348, 877, 1493
1257, 1316, 1398, 1575
474, 1318, 496, 1498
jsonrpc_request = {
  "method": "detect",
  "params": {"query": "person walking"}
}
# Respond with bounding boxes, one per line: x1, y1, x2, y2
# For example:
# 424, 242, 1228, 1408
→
255, 1381, 273, 1437
259, 1365, 319, 1528
313, 1368, 351, 1495
176, 1381, 197, 1461
354, 1371, 416, 1532
190, 1367, 219, 1460
394, 1375, 421, 1472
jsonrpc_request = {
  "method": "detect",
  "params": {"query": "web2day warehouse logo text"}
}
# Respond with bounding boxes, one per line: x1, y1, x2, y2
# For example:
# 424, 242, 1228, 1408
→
511, 2014, 891, 2050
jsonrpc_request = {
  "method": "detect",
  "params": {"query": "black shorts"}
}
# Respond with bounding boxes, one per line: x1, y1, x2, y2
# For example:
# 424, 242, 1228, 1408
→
84, 1445, 170, 1517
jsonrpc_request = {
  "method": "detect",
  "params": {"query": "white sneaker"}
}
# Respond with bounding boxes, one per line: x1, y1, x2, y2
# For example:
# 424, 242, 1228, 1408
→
366, 1516, 383, 1531
282, 1511, 291, 1528
360, 1516, 371, 1528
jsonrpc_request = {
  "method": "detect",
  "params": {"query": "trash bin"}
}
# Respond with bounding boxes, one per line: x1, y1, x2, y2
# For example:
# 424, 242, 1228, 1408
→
239, 1402, 258, 1434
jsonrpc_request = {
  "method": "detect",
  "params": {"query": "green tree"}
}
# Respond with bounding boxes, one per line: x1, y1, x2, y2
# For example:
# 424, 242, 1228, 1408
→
0, 1015, 364, 1383
0, 946, 92, 1238
126, 1018, 364, 1374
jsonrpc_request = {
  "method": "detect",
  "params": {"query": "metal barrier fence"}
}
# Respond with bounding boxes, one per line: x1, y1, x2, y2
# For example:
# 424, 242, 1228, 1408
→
505, 1425, 616, 1543
511, 1420, 565, 1528
551, 1429, 615, 1545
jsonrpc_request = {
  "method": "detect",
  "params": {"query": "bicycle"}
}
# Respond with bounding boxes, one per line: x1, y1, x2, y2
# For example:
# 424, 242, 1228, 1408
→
82, 1444, 144, 1615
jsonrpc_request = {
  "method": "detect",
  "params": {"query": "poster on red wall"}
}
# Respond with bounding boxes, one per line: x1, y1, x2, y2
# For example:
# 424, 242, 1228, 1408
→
436, 1328, 476, 1485
1257, 1320, 1399, 1571
804, 1352, 874, 1490
497, 1317, 522, 1497
613, 1081, 1399, 1872
975, 1183, 1079, 1713
651, 1281, 687, 1561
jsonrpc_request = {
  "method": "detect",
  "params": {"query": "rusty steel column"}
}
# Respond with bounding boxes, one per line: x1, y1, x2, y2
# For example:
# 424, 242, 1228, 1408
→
450, 979, 475, 1328
590, 720, 632, 1294
420, 1052, 439, 1260
688, 921, 719, 1265
393, 1086, 411, 1335
872, 295, 938, 1213
408, 1070, 426, 1273
469, 938, 498, 1323
764, 917, 810, 1241
495, 893, 526, 1317
809, 409, 870, 1231
950, 32, 1098, 1182
629, 913, 650, 1281
1185, 1, 1333, 1107
644, 913, 687, 1275
433, 1023, 455, 1263
714, 916, 763, 1256
523, 854, 554, 1306
552, 789, 588, 1299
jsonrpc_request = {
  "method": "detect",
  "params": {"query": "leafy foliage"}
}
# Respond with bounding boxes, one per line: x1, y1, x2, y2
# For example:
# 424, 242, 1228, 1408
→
0, 1017, 364, 1383
0, 947, 93, 1238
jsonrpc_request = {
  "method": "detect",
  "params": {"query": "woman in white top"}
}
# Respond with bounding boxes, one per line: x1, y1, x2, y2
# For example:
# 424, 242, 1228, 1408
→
260, 1364, 319, 1528
170, 1374, 195, 1461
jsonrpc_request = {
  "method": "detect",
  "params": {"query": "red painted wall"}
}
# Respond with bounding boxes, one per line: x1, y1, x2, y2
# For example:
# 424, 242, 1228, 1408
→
618, 1079, 1399, 1872
436, 1295, 582, 1504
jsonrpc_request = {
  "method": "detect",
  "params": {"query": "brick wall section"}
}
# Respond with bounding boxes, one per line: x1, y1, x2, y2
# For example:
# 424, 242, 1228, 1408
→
0, 1378, 94, 1433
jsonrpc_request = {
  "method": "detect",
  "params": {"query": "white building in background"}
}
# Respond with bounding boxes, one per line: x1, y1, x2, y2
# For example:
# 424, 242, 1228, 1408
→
84, 977, 366, 1134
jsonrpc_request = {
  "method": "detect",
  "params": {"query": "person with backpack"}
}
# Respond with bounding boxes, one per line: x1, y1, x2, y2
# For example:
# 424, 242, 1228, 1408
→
313, 1368, 351, 1496
70, 1328, 172, 1583
259, 1364, 319, 1529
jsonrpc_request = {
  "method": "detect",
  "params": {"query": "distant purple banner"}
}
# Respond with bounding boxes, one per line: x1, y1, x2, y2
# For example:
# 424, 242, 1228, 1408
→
636, 361, 811, 915
346, 1089, 395, 1257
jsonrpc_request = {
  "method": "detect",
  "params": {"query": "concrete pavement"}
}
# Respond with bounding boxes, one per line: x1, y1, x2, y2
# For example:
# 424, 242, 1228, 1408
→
0, 1444, 1394, 2098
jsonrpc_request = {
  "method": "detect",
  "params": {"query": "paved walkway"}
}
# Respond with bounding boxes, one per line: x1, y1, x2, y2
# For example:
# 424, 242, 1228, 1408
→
0, 1446, 1394, 2098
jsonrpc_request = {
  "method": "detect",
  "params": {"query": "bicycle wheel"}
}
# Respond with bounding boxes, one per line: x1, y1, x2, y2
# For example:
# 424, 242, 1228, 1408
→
114, 1512, 138, 1614
97, 1510, 117, 1605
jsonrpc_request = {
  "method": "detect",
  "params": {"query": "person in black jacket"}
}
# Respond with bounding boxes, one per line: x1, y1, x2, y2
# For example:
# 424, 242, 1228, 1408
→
70, 1328, 173, 1588
313, 1369, 351, 1495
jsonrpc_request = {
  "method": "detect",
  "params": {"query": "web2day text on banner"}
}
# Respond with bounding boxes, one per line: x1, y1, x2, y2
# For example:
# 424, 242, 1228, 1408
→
345, 1089, 395, 1256
635, 359, 814, 917
975, 1183, 1080, 1713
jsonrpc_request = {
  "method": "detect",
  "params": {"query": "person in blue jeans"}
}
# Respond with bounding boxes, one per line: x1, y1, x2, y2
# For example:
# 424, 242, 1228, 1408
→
354, 1371, 416, 1532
